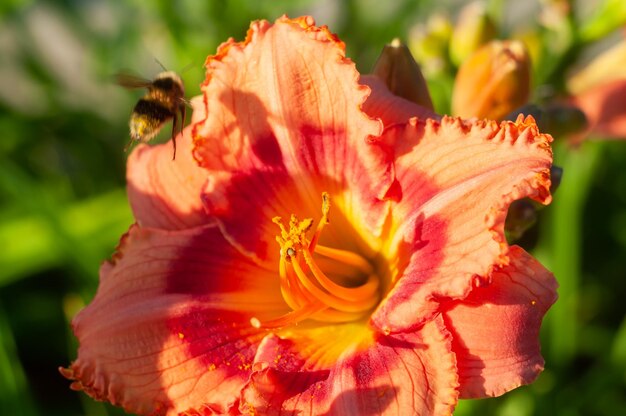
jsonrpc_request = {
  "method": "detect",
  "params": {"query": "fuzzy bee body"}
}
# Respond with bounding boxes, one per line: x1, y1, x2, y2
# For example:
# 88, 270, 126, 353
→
116, 70, 186, 159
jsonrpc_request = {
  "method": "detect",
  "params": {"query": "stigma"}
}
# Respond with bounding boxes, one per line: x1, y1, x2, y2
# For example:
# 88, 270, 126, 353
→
251, 193, 381, 329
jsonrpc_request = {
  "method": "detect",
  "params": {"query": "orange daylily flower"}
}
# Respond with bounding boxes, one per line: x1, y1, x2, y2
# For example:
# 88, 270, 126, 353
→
62, 16, 557, 415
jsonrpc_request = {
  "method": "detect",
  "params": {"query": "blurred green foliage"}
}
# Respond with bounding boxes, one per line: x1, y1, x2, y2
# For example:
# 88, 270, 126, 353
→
0, 0, 624, 415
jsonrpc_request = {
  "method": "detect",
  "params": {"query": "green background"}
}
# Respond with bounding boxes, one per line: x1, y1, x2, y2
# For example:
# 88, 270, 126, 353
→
0, 0, 625, 415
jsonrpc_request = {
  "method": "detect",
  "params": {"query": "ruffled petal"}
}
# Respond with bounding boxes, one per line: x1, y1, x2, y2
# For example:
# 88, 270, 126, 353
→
571, 79, 626, 140
240, 316, 458, 415
360, 75, 439, 126
443, 246, 558, 398
127, 97, 210, 230
193, 16, 393, 260
373, 116, 553, 333
63, 224, 285, 415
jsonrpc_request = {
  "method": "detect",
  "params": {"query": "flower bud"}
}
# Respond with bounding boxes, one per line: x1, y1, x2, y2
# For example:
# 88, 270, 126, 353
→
452, 40, 531, 120
372, 38, 434, 111
449, 1, 497, 66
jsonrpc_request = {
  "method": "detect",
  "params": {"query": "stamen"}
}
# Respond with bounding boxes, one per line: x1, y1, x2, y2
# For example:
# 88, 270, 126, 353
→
290, 255, 377, 313
309, 192, 330, 251
273, 216, 288, 238
302, 249, 379, 303
250, 302, 327, 329
314, 244, 374, 276
278, 254, 304, 311
284, 256, 320, 307
259, 193, 381, 329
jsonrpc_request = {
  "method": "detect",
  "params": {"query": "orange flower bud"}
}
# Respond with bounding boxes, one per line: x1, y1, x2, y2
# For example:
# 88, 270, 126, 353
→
371, 38, 434, 111
452, 40, 531, 120
449, 2, 497, 66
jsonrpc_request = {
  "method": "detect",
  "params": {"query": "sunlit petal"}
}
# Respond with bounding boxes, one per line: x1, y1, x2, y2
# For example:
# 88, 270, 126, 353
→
373, 116, 552, 333
194, 16, 394, 260
63, 224, 284, 415
240, 316, 458, 415
443, 246, 558, 398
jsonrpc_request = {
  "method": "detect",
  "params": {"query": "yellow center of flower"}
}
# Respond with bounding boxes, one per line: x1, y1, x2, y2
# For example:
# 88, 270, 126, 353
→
250, 192, 381, 329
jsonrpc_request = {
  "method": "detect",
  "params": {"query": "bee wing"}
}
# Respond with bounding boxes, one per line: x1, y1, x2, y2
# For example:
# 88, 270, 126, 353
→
114, 72, 153, 89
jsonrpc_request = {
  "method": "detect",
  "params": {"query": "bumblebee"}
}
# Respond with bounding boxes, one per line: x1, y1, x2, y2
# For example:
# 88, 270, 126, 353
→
115, 71, 186, 159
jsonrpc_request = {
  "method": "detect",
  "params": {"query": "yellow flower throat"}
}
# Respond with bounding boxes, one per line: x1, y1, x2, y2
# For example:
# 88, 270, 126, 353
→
251, 193, 381, 329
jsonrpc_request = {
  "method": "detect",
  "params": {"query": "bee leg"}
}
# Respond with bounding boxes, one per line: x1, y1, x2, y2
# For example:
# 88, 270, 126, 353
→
171, 113, 178, 160
123, 135, 134, 154
181, 104, 186, 136
181, 104, 187, 130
